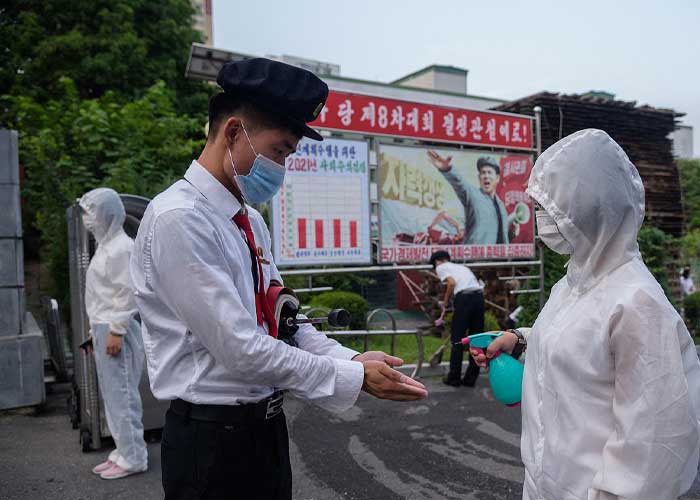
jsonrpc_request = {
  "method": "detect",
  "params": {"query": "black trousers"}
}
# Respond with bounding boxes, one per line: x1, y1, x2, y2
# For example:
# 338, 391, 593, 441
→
447, 291, 485, 385
161, 408, 292, 500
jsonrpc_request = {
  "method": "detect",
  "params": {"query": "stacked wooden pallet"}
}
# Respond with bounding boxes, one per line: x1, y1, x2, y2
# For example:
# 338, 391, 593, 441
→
495, 92, 684, 237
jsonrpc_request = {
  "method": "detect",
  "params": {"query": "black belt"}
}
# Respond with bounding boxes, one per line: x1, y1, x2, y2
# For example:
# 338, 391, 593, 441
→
457, 289, 483, 296
170, 392, 284, 424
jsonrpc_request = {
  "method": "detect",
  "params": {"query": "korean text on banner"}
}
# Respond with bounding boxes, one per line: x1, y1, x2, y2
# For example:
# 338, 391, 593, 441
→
378, 144, 534, 263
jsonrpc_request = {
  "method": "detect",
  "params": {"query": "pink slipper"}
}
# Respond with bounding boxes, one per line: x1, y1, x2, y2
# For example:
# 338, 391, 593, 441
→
100, 463, 146, 480
92, 460, 115, 475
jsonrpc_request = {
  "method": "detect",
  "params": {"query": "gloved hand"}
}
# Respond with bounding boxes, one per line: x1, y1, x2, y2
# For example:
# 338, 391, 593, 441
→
469, 331, 518, 368
80, 334, 94, 355
434, 304, 446, 327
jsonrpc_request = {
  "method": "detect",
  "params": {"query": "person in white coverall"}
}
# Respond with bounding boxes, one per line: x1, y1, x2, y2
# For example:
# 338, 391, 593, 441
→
80, 188, 148, 480
471, 129, 700, 500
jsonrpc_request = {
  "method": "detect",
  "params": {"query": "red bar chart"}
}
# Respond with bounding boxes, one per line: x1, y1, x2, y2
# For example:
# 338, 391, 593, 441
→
315, 220, 324, 248
333, 219, 341, 248
297, 219, 307, 249
350, 221, 358, 248
272, 138, 371, 266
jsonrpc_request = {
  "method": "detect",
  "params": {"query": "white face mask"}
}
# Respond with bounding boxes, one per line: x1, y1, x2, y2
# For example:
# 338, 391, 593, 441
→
536, 210, 573, 255
81, 211, 95, 233
227, 123, 286, 204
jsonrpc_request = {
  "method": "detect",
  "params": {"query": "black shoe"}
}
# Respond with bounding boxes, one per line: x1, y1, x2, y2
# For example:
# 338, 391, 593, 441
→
461, 378, 478, 387
442, 377, 462, 387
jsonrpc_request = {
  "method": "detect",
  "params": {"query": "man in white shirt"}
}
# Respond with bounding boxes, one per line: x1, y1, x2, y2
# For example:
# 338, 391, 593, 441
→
682, 266, 696, 297
430, 250, 485, 387
130, 58, 427, 500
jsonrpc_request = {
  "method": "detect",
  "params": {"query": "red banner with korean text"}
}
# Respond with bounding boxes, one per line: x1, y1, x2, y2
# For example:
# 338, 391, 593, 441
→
310, 90, 533, 149
497, 156, 534, 244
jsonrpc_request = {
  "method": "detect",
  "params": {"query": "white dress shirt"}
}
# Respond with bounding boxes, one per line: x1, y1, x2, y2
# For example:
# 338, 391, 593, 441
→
435, 262, 483, 295
681, 276, 696, 296
129, 161, 364, 413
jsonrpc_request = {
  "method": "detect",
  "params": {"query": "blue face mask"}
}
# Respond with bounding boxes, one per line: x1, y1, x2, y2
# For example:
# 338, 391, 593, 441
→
228, 124, 286, 204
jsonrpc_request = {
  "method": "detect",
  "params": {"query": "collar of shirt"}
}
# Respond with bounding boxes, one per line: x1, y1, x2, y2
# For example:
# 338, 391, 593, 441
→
184, 160, 244, 219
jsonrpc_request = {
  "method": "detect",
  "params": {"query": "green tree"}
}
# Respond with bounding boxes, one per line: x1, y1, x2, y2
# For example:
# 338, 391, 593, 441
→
637, 224, 674, 293
517, 222, 675, 327
0, 0, 211, 115
0, 1, 214, 307
679, 160, 700, 276
3, 78, 204, 303
679, 159, 700, 231
681, 229, 700, 261
516, 246, 568, 327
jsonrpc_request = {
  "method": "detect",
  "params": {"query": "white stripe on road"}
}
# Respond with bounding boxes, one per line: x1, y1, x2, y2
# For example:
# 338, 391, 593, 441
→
288, 439, 345, 500
411, 431, 524, 484
348, 435, 483, 500
465, 439, 522, 463
467, 416, 521, 448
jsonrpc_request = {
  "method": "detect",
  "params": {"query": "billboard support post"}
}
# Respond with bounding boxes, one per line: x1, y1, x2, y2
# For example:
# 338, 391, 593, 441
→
533, 106, 545, 312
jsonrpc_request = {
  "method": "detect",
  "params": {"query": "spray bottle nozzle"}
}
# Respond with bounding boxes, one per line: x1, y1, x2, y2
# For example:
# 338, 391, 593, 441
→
463, 331, 524, 407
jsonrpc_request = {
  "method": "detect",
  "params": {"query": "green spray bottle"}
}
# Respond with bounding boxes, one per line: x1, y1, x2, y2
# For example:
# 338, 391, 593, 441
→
460, 332, 523, 407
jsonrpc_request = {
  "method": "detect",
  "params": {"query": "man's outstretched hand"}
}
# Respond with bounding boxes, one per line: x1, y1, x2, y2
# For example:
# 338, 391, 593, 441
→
359, 359, 428, 401
353, 350, 404, 366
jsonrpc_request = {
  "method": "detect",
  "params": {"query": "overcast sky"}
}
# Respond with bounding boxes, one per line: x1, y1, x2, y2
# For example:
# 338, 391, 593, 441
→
212, 0, 699, 157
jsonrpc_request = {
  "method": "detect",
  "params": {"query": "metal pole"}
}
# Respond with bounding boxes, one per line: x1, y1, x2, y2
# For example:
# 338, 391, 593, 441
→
534, 106, 543, 158
533, 106, 546, 311
366, 309, 398, 356
280, 260, 542, 277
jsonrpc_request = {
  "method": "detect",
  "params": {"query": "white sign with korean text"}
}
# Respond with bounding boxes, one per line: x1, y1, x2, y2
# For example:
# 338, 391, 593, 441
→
271, 138, 371, 266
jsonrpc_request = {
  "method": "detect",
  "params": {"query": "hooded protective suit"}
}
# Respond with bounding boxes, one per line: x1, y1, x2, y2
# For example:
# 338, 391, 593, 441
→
520, 129, 700, 500
80, 188, 148, 472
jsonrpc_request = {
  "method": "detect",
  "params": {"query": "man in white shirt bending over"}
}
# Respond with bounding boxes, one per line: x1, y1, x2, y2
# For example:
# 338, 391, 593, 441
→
130, 58, 427, 500
430, 250, 485, 387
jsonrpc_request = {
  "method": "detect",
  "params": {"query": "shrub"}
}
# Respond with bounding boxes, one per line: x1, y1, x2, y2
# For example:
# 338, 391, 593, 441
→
310, 291, 369, 330
518, 222, 677, 327
684, 292, 700, 336
443, 309, 500, 334
4, 79, 204, 308
484, 311, 500, 332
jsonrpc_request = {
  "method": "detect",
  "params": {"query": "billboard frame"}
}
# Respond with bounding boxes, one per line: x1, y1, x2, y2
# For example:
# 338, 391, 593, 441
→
184, 42, 545, 313
269, 137, 373, 268
372, 140, 536, 265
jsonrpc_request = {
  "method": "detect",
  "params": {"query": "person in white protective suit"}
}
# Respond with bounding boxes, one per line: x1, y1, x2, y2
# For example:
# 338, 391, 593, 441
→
80, 188, 148, 480
471, 129, 700, 500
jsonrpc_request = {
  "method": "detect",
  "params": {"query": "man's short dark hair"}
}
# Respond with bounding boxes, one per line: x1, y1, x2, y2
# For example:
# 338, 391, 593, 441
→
207, 93, 299, 141
430, 250, 451, 268
477, 156, 500, 175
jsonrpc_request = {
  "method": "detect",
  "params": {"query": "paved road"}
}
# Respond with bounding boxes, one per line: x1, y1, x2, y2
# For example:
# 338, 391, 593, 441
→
2, 379, 700, 500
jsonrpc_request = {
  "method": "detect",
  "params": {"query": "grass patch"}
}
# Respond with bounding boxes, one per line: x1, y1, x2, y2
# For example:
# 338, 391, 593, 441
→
335, 334, 447, 365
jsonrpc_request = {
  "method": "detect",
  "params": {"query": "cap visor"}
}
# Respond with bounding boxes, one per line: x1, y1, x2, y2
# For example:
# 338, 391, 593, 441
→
302, 124, 323, 141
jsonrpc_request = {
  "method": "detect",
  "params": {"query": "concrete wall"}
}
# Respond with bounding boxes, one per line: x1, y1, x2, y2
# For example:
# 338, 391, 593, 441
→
397, 71, 435, 91
0, 130, 46, 409
324, 76, 504, 112
0, 130, 24, 337
671, 125, 694, 159
433, 71, 467, 95
0, 325, 45, 410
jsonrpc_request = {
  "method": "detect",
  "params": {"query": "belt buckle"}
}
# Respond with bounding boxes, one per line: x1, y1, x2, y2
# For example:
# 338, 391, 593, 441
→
265, 393, 284, 420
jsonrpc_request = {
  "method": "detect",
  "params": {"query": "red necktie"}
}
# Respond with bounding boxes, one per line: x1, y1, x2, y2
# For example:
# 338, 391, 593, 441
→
232, 212, 278, 338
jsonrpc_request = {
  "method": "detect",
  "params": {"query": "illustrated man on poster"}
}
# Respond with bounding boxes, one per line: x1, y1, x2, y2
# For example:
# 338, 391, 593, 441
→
427, 151, 511, 245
